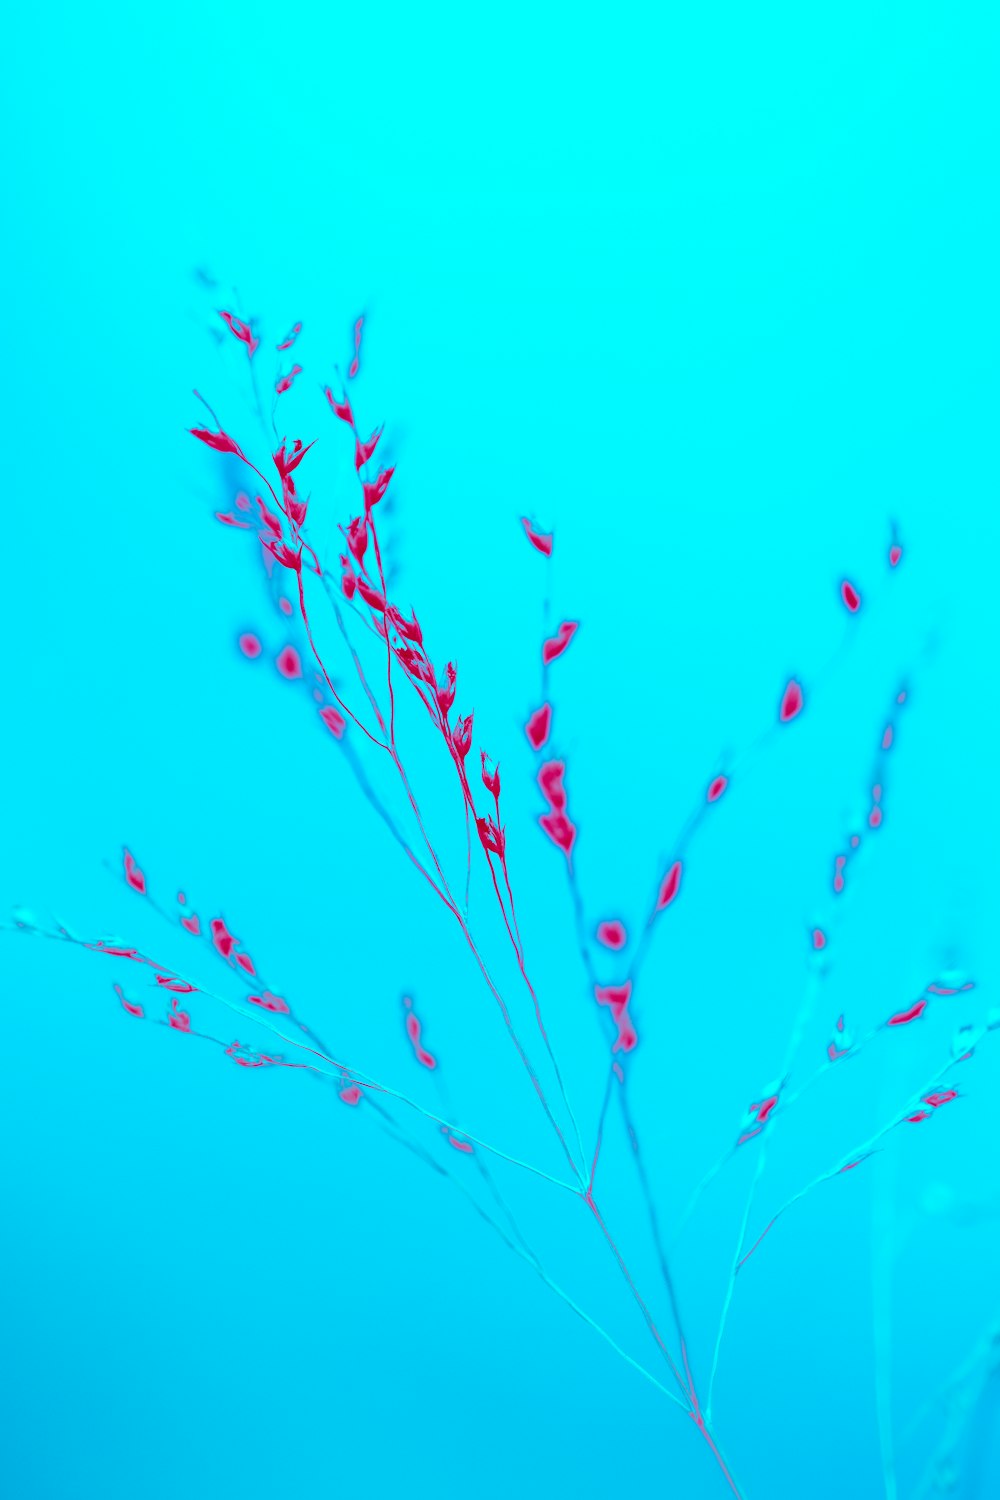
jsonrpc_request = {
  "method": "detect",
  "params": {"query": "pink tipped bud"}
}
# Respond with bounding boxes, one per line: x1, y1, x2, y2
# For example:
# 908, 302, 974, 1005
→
436, 663, 457, 717
840, 580, 861, 613
325, 387, 353, 424
779, 678, 804, 723
347, 516, 368, 564
476, 816, 505, 857
537, 759, 567, 811
452, 712, 474, 759
481, 752, 501, 799
525, 703, 552, 750
521, 517, 553, 555
656, 861, 682, 911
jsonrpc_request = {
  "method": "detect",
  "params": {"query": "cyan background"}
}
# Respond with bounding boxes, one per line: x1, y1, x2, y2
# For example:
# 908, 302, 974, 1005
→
3, 4, 999, 1496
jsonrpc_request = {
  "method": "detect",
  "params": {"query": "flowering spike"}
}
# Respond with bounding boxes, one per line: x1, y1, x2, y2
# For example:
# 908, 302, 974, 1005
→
596, 920, 627, 949
262, 538, 303, 573
355, 426, 383, 471
397, 646, 436, 686
283, 479, 307, 528
888, 998, 927, 1027
276, 321, 302, 352
539, 810, 576, 858
537, 760, 566, 811
325, 387, 354, 425
543, 621, 578, 665
123, 849, 146, 895
521, 517, 553, 556
525, 703, 552, 750
190, 427, 243, 457
348, 316, 364, 379
476, 816, 505, 857
390, 608, 423, 647
347, 516, 368, 564
363, 467, 395, 510
436, 664, 457, 718
656, 860, 682, 911
273, 439, 315, 479
779, 679, 804, 723
275, 364, 303, 395
276, 646, 302, 680
481, 752, 501, 799
320, 705, 346, 738
594, 982, 637, 1052
257, 497, 283, 537
452, 713, 474, 760
357, 577, 386, 612
218, 310, 258, 357
247, 991, 291, 1015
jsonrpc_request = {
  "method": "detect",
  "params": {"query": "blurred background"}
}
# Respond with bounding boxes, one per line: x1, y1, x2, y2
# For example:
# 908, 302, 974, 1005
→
2, 3, 1000, 1495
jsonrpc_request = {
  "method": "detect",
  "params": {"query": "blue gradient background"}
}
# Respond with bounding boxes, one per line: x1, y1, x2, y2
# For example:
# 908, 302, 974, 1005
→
3, 4, 999, 1496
